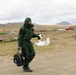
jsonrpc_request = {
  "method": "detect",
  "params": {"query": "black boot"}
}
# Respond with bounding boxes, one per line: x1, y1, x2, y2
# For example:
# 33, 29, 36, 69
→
23, 67, 33, 72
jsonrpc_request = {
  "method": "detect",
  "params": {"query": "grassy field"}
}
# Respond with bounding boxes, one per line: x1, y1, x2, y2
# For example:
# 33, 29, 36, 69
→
0, 26, 76, 58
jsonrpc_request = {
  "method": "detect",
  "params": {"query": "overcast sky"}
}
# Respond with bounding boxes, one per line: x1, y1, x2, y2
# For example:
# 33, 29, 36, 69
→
0, 0, 76, 24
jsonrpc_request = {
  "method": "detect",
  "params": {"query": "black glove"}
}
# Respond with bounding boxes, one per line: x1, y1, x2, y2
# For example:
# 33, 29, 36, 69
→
17, 47, 21, 53
37, 36, 41, 40
18, 47, 21, 50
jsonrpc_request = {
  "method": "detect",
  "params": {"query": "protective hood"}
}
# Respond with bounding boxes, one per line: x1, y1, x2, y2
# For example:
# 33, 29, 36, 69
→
24, 17, 34, 28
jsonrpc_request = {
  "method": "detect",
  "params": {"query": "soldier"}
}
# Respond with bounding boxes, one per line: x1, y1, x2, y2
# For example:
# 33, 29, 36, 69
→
18, 17, 41, 72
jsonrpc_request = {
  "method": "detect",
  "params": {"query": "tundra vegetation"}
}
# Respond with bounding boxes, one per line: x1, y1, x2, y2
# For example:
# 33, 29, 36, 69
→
0, 25, 76, 60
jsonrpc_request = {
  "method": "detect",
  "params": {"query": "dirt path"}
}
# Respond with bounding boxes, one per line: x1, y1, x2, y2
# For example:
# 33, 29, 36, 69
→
0, 49, 76, 75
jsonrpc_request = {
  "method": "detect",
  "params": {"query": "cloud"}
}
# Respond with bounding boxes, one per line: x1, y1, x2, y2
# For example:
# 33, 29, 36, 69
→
0, 0, 76, 24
